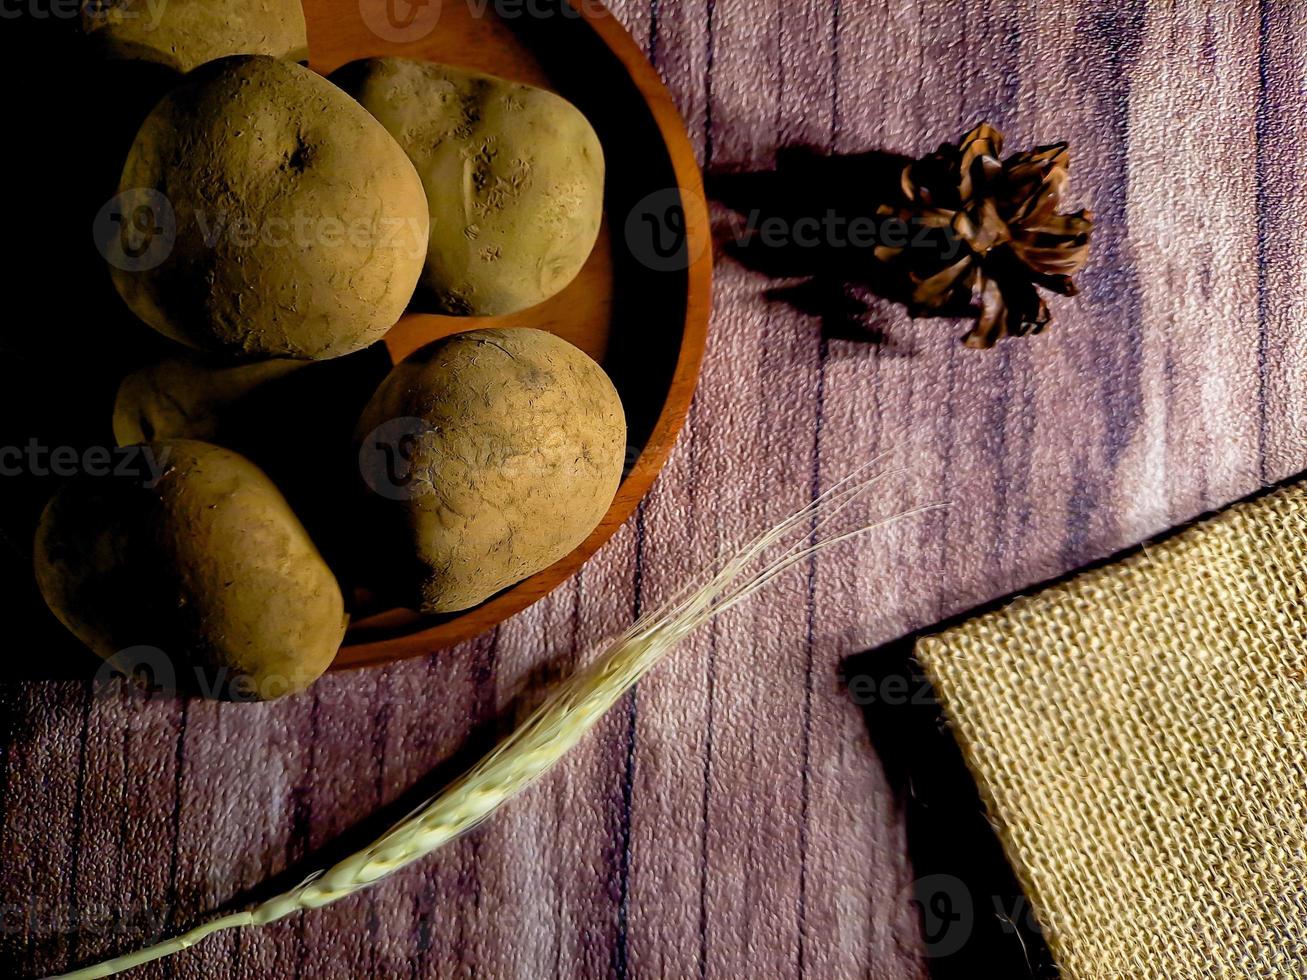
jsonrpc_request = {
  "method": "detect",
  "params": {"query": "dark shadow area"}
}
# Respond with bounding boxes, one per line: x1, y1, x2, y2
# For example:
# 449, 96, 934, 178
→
3, 339, 393, 683
843, 641, 1057, 979
0, 13, 184, 679
708, 145, 974, 352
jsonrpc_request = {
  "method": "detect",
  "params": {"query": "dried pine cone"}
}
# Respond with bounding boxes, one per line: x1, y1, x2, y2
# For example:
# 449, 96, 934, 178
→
875, 123, 1093, 348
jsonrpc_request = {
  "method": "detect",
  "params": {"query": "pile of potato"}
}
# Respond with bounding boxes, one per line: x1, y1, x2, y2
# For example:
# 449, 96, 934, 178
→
34, 1, 625, 700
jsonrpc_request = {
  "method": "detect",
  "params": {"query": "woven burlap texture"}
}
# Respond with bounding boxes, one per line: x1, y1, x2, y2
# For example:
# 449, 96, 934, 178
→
916, 484, 1307, 979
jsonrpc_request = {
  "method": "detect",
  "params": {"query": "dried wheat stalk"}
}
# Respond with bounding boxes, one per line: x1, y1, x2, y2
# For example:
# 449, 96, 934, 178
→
49, 461, 932, 980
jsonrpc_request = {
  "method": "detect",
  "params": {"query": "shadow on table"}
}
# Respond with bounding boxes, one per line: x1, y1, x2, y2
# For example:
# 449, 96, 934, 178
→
707, 145, 972, 355
843, 637, 1058, 980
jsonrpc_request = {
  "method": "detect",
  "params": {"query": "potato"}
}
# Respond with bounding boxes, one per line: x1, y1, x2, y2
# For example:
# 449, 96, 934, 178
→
113, 354, 308, 446
110, 56, 429, 360
355, 328, 625, 613
34, 440, 346, 699
112, 346, 392, 578
80, 0, 309, 74
331, 57, 604, 316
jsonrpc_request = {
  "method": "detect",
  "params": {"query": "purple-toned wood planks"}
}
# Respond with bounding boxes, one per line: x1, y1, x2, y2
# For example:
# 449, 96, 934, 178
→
3, 1, 1305, 977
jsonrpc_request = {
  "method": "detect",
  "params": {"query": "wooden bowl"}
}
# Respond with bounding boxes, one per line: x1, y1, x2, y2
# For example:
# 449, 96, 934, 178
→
310, 0, 712, 667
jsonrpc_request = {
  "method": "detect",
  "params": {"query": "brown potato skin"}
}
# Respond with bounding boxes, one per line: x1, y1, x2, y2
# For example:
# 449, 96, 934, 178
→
332, 57, 604, 317
111, 56, 429, 360
80, 0, 309, 74
355, 328, 626, 613
34, 440, 346, 699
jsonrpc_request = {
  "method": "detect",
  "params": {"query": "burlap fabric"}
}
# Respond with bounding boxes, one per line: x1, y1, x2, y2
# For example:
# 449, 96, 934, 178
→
916, 485, 1307, 979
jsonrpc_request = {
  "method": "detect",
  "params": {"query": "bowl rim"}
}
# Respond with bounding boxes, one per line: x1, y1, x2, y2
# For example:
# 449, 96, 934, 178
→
333, 0, 712, 669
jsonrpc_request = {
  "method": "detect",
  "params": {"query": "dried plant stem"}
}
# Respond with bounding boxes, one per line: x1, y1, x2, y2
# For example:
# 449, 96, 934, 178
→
49, 464, 935, 980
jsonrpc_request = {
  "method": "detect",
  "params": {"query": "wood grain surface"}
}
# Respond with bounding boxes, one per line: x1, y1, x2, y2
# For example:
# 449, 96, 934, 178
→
4, 1, 1306, 978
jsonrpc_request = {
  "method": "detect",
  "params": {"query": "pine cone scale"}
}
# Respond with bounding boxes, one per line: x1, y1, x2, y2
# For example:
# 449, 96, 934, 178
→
876, 122, 1094, 347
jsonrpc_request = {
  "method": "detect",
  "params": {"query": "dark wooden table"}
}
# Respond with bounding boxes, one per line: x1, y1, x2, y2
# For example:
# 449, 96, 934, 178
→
4, 1, 1305, 977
